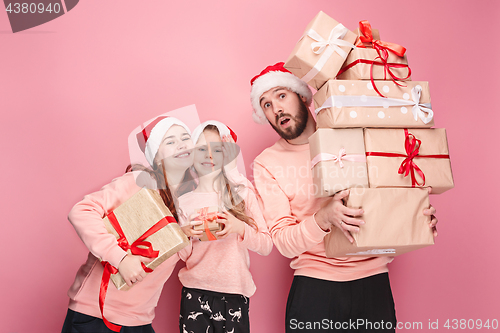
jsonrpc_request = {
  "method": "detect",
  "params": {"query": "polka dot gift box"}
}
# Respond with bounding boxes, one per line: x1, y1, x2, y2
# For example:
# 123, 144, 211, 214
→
313, 79, 433, 128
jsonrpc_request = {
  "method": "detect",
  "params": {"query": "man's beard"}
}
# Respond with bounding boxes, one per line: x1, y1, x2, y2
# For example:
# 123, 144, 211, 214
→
269, 100, 309, 141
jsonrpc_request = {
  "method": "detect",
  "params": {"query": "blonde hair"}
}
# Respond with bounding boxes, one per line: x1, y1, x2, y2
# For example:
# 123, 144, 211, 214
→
201, 125, 257, 230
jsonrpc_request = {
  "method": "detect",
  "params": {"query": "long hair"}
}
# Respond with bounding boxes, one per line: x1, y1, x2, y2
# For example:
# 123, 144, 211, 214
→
202, 125, 258, 230
125, 163, 195, 221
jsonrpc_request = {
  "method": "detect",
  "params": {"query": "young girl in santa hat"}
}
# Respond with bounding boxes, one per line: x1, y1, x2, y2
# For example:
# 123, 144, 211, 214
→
62, 115, 195, 333
177, 120, 273, 333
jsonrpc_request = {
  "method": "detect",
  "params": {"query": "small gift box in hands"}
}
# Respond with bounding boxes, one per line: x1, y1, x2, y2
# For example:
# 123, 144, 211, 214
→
192, 206, 223, 241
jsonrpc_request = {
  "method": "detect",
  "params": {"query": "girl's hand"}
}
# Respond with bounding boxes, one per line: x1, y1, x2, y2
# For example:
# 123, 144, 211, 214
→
216, 212, 245, 238
117, 254, 153, 287
180, 213, 204, 238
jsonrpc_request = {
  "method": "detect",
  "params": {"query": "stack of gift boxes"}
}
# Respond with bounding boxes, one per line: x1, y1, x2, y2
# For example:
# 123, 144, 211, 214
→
284, 11, 454, 257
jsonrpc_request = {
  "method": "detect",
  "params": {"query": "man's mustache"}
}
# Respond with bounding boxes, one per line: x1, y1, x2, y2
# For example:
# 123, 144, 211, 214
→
276, 113, 294, 123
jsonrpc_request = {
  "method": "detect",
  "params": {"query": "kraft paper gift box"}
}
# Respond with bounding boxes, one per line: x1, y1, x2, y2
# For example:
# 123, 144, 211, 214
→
102, 188, 189, 290
364, 128, 454, 194
309, 128, 368, 197
324, 188, 434, 257
337, 21, 410, 81
284, 11, 357, 90
192, 206, 223, 241
314, 80, 434, 128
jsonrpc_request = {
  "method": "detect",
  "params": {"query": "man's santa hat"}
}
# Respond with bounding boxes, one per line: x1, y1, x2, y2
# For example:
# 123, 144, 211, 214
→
192, 120, 238, 144
136, 116, 191, 167
250, 62, 312, 124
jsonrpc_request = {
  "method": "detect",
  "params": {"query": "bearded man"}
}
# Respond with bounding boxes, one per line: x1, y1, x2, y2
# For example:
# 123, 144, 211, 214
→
250, 62, 438, 332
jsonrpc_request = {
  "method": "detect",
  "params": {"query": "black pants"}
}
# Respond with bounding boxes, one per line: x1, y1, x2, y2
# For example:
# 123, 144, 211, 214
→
285, 273, 397, 332
61, 309, 155, 333
179, 287, 250, 333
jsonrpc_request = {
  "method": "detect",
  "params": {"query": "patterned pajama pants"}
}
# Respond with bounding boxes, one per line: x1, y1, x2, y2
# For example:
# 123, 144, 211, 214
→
179, 287, 250, 333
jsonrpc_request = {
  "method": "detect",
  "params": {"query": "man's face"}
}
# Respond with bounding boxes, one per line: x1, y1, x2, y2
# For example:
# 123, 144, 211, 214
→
259, 87, 309, 140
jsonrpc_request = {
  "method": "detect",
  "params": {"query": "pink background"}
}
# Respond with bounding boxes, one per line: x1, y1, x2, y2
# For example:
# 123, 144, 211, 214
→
1, 0, 499, 332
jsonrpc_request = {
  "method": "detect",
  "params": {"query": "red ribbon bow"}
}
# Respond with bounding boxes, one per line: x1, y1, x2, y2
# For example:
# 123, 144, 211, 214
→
338, 20, 411, 98
366, 129, 450, 187
193, 207, 219, 241
99, 211, 175, 332
356, 20, 406, 57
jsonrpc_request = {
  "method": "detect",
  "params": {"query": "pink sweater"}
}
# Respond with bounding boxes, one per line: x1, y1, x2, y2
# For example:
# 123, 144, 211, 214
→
177, 185, 273, 297
253, 138, 392, 282
67, 172, 179, 326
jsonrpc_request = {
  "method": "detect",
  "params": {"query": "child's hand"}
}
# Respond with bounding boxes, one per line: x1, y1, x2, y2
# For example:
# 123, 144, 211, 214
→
180, 213, 204, 238
118, 254, 153, 287
216, 212, 245, 238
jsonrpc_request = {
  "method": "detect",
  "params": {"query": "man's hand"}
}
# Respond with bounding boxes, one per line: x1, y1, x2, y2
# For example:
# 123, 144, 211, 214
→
314, 189, 365, 243
425, 187, 438, 237
117, 254, 153, 287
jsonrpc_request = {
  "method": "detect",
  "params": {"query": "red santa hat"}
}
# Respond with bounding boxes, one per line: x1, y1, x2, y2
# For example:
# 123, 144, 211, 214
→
250, 62, 312, 124
191, 120, 237, 144
136, 116, 191, 167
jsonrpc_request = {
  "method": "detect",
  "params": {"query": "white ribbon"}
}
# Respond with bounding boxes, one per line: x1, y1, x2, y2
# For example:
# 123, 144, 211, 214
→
315, 85, 434, 124
311, 148, 367, 169
301, 24, 356, 83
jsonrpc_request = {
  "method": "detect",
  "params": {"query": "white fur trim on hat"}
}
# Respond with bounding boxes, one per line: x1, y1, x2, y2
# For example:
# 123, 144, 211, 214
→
192, 120, 231, 144
250, 71, 312, 125
144, 118, 191, 166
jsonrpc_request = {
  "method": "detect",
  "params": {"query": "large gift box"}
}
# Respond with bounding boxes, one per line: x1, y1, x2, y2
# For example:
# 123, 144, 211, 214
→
324, 188, 434, 257
102, 188, 189, 290
309, 128, 368, 197
314, 80, 434, 128
337, 21, 410, 81
193, 206, 223, 241
364, 128, 454, 194
284, 11, 357, 90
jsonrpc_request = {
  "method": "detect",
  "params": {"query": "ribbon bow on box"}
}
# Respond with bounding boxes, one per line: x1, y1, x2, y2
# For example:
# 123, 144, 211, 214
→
311, 147, 367, 169
366, 129, 450, 187
356, 20, 406, 57
338, 20, 411, 97
193, 207, 220, 241
301, 23, 356, 83
100, 212, 175, 332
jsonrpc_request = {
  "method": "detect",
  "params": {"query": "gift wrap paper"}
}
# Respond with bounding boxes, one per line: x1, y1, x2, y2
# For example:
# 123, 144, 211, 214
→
309, 128, 368, 197
336, 48, 410, 81
103, 188, 189, 290
364, 128, 454, 194
314, 80, 434, 128
324, 188, 433, 257
337, 26, 410, 81
284, 11, 356, 90
193, 206, 223, 241
354, 27, 380, 47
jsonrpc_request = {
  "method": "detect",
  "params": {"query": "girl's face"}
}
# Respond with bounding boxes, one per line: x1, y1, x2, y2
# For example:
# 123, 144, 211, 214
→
155, 125, 194, 173
193, 129, 224, 177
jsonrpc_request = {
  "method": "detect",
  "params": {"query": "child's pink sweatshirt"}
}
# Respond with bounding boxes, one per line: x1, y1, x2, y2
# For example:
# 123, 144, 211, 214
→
177, 185, 273, 297
67, 172, 179, 326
